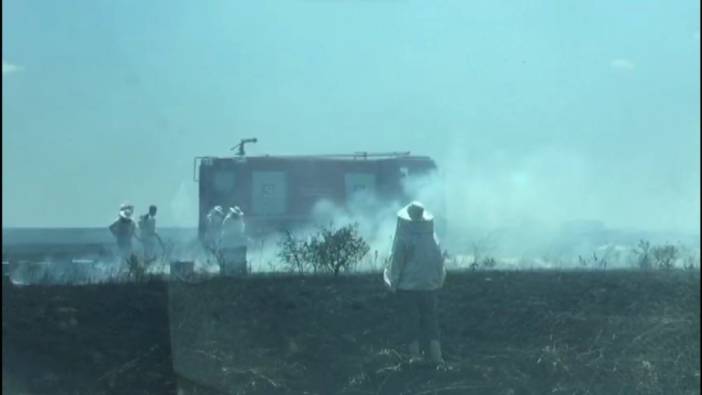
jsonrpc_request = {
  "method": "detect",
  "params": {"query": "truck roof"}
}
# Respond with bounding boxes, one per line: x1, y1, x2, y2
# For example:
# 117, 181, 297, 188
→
198, 152, 434, 161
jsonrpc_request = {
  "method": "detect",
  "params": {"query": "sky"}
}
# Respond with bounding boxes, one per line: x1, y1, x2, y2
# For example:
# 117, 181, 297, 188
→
2, 0, 700, 234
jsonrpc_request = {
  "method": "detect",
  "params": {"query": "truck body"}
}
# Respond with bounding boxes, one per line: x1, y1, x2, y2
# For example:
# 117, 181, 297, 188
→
195, 152, 440, 239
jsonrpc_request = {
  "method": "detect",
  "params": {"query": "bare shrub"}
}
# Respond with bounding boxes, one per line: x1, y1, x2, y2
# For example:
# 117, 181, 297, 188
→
651, 244, 678, 271
467, 233, 498, 271
308, 223, 370, 276
593, 252, 607, 270
577, 252, 607, 270
632, 241, 687, 271
577, 255, 589, 269
481, 257, 497, 270
277, 230, 312, 274
469, 256, 497, 271
683, 253, 699, 271
633, 240, 653, 270
278, 223, 370, 276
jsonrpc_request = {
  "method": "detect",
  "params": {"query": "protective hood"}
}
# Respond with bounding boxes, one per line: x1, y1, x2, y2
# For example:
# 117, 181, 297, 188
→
119, 204, 134, 219
227, 206, 244, 217
396, 201, 434, 237
397, 201, 433, 222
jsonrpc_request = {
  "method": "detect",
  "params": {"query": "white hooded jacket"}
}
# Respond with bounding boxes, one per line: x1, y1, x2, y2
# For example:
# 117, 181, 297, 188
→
384, 202, 446, 291
220, 207, 247, 249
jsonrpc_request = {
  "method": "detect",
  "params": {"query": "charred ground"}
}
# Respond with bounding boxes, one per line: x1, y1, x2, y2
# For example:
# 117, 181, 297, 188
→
2, 270, 700, 394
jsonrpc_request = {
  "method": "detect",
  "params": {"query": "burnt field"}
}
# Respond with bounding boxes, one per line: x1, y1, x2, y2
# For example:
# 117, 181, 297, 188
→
2, 270, 700, 395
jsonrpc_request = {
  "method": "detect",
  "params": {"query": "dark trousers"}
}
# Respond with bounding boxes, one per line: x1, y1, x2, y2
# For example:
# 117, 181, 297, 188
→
220, 247, 247, 276
397, 289, 440, 345
142, 238, 158, 261
117, 241, 134, 261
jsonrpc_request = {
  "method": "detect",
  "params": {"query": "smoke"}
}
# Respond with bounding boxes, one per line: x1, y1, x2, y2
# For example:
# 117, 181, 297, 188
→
440, 145, 592, 228
244, 196, 400, 273
6, 146, 698, 281
169, 180, 197, 228
241, 172, 450, 273
420, 141, 701, 260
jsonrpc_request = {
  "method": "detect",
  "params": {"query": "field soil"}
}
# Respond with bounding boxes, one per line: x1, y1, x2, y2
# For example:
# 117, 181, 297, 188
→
3, 270, 700, 395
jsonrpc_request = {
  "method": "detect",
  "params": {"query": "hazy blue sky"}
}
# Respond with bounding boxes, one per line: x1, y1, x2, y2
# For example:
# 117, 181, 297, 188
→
2, 1, 699, 233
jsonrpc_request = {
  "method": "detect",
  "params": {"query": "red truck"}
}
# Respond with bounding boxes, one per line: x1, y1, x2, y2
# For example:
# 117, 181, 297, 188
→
194, 143, 440, 239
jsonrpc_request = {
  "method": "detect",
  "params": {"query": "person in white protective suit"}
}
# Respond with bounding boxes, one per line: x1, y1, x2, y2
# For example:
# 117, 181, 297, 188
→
384, 201, 447, 364
109, 203, 139, 261
138, 205, 161, 262
204, 205, 226, 252
219, 206, 247, 276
